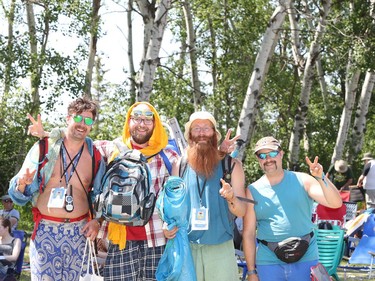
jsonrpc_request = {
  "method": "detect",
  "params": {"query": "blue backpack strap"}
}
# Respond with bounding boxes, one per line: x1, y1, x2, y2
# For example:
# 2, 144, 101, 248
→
159, 150, 172, 175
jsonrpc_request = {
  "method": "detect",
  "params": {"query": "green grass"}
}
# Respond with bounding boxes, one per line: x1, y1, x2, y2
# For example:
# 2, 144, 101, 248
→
19, 241, 375, 281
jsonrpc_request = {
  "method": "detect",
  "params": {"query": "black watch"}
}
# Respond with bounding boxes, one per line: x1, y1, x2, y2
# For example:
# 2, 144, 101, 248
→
247, 269, 257, 275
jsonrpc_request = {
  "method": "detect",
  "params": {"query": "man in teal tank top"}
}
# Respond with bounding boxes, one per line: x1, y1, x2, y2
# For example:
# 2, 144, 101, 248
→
242, 136, 343, 281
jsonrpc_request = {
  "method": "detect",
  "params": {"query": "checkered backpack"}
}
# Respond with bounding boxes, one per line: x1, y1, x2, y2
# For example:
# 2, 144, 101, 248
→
95, 138, 154, 226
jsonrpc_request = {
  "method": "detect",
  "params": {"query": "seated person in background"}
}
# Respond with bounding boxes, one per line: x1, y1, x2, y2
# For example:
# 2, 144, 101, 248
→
0, 218, 21, 281
326, 160, 353, 191
0, 196, 19, 233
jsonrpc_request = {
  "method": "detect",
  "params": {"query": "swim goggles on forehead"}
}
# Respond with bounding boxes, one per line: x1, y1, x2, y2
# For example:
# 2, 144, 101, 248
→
130, 110, 154, 119
71, 114, 95, 126
256, 150, 279, 160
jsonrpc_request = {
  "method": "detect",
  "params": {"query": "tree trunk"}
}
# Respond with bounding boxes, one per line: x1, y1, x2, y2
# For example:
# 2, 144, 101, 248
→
136, 0, 171, 101
350, 71, 375, 160
288, 0, 331, 169
331, 57, 360, 163
182, 0, 202, 110
25, 1, 50, 113
2, 0, 16, 107
236, 0, 291, 159
25, 0, 40, 108
287, 1, 304, 77
84, 0, 101, 98
127, 0, 137, 102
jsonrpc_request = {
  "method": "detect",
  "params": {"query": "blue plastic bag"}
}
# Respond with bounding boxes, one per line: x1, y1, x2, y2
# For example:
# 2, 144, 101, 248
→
156, 176, 197, 281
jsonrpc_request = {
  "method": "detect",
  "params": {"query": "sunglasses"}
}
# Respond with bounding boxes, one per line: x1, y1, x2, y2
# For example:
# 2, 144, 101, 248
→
2, 199, 12, 203
130, 110, 154, 119
71, 115, 94, 126
256, 150, 280, 160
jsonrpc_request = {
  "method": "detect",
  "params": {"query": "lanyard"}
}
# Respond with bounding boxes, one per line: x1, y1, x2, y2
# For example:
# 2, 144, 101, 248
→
196, 175, 207, 205
60, 143, 84, 185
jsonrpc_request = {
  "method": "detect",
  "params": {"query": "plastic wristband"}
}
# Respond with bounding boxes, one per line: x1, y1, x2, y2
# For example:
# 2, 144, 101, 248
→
314, 173, 328, 187
313, 173, 324, 180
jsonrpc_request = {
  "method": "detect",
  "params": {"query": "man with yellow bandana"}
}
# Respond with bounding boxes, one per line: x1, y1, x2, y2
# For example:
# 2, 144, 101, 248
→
94, 102, 179, 280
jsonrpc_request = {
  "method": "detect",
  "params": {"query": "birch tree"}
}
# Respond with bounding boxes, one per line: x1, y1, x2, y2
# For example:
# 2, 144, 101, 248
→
127, 0, 137, 100
136, 0, 171, 101
330, 53, 361, 163
236, 0, 291, 159
182, 0, 202, 110
25, 0, 44, 113
1, 0, 16, 108
288, 0, 331, 169
84, 0, 101, 97
350, 71, 375, 160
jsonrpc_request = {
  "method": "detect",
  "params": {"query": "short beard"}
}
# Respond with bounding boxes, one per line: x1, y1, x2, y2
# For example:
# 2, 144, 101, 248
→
187, 135, 221, 178
130, 128, 153, 145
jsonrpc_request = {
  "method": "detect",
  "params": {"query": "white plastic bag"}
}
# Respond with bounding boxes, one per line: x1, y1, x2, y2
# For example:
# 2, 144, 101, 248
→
79, 238, 103, 281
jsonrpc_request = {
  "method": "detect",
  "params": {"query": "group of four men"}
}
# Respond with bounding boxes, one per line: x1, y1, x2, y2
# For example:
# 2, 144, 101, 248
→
8, 97, 342, 281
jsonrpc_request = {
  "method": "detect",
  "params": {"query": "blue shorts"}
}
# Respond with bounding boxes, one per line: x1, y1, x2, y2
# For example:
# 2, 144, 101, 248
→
257, 260, 318, 281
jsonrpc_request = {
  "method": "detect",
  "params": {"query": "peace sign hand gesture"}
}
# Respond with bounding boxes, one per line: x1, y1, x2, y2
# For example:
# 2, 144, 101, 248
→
27, 113, 46, 139
305, 156, 324, 178
219, 128, 241, 154
17, 168, 37, 193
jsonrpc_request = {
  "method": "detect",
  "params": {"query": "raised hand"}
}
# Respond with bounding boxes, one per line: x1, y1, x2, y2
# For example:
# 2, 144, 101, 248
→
27, 113, 46, 139
219, 128, 241, 154
16, 168, 37, 193
305, 156, 324, 178
219, 178, 235, 202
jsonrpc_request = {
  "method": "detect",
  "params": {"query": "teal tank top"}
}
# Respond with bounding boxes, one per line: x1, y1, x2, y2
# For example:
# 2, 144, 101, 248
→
249, 170, 318, 264
183, 163, 234, 245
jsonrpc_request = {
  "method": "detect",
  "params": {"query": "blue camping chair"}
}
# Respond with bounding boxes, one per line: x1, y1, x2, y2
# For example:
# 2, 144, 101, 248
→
339, 235, 375, 280
12, 230, 28, 279
315, 225, 345, 280
339, 214, 375, 280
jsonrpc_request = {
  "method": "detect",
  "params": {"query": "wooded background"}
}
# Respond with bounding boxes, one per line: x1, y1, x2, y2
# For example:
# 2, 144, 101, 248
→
0, 0, 374, 230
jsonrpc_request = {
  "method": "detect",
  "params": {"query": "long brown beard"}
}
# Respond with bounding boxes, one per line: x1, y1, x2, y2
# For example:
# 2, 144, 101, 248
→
187, 135, 221, 178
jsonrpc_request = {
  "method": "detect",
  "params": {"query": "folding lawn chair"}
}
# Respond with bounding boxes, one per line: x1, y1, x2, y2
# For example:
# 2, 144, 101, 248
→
339, 214, 375, 279
315, 226, 345, 281
12, 229, 28, 279
343, 201, 358, 222
339, 235, 375, 280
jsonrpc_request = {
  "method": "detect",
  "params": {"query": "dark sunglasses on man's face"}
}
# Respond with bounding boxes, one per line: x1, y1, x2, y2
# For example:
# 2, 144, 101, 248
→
2, 199, 12, 203
71, 114, 94, 126
256, 150, 280, 160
